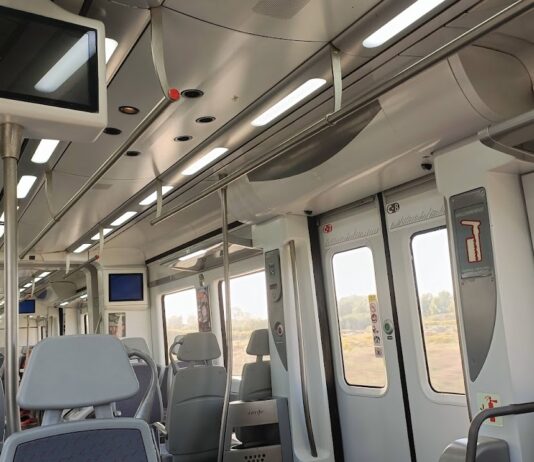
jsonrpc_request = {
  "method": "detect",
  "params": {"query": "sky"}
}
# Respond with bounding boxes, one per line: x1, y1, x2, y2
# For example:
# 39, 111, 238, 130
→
333, 228, 454, 300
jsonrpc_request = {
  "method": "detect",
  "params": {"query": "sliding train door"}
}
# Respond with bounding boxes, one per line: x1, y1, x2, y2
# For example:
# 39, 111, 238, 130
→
319, 199, 413, 461
319, 180, 469, 462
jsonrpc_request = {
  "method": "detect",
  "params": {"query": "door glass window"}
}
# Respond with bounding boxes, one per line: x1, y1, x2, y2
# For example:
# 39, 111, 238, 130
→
162, 288, 198, 357
412, 228, 465, 394
222, 271, 269, 377
332, 247, 387, 388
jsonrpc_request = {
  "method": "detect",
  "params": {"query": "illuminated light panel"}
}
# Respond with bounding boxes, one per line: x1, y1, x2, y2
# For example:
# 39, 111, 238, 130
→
39, 272, 51, 278
111, 211, 137, 226
178, 244, 220, 262
0, 226, 3, 238
17, 176, 37, 199
105, 38, 118, 63
251, 78, 326, 127
60, 301, 69, 306
24, 283, 32, 288
73, 243, 91, 254
363, 0, 447, 48
182, 148, 228, 176
35, 33, 93, 93
139, 186, 173, 206
91, 228, 113, 241
34, 277, 42, 282
32, 139, 60, 164
80, 294, 88, 299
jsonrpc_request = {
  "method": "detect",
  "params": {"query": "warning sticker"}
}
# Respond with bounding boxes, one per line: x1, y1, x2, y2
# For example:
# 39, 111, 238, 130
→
477, 393, 503, 427
369, 295, 383, 358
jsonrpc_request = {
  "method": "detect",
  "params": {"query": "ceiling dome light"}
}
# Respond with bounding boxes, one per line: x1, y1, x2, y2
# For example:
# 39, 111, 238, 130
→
195, 116, 216, 124
174, 135, 192, 142
103, 127, 122, 135
119, 105, 139, 115
182, 89, 204, 98
363, 0, 447, 48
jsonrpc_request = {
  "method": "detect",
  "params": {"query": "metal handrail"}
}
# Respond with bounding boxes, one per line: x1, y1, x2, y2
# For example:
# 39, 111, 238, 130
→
466, 401, 534, 462
150, 0, 533, 227
288, 240, 318, 457
217, 186, 233, 462
126, 348, 159, 423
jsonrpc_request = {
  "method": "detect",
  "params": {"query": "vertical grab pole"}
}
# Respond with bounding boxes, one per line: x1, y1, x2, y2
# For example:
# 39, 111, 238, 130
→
1, 123, 23, 436
217, 185, 232, 462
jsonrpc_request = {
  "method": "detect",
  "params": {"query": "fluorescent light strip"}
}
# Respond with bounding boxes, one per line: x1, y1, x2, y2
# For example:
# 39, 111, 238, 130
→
17, 176, 37, 199
182, 148, 228, 176
139, 186, 173, 206
73, 243, 91, 254
19, 288, 25, 293
39, 272, 51, 278
35, 33, 93, 93
91, 228, 113, 241
363, 0, 447, 48
111, 211, 137, 226
80, 294, 88, 300
0, 226, 3, 238
178, 244, 220, 262
60, 301, 68, 306
34, 277, 42, 282
32, 139, 60, 164
24, 283, 32, 288
251, 78, 326, 127
105, 38, 118, 63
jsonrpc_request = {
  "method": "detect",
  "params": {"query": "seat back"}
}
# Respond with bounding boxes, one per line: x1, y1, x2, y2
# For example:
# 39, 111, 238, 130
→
118, 337, 163, 423
236, 329, 279, 447
166, 332, 226, 462
0, 335, 159, 462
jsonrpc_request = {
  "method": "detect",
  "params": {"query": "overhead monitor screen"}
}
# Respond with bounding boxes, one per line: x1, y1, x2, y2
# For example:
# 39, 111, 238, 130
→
0, 6, 99, 112
109, 273, 144, 303
19, 299, 36, 314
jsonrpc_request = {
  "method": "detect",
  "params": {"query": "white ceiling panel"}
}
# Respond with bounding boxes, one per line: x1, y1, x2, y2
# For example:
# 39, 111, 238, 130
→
163, 0, 380, 42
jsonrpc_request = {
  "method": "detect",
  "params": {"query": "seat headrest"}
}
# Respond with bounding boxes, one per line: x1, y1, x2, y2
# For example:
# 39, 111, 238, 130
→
246, 329, 270, 357
18, 335, 139, 410
122, 337, 152, 357
177, 332, 221, 362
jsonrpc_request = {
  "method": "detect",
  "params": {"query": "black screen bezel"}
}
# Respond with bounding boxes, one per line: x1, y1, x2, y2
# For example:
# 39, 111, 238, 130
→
108, 273, 145, 303
0, 6, 99, 113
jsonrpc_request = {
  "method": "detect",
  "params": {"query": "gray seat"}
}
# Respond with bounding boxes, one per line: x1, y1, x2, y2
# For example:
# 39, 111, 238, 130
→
236, 329, 279, 447
0, 335, 159, 462
119, 337, 163, 423
163, 332, 226, 462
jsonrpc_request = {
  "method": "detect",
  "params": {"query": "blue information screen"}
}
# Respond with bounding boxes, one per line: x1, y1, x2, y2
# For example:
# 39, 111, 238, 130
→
108, 273, 144, 302
19, 299, 36, 314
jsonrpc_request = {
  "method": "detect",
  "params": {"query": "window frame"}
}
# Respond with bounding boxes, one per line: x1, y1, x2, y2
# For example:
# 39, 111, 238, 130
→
161, 286, 198, 365
410, 226, 465, 396
331, 245, 388, 390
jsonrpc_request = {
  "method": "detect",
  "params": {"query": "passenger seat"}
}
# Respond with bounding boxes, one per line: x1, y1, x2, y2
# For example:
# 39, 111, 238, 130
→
117, 337, 163, 424
0, 335, 159, 462
236, 328, 279, 447
161, 332, 226, 462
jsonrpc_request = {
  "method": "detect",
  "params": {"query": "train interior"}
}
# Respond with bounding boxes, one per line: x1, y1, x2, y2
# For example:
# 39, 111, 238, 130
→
1, 0, 534, 461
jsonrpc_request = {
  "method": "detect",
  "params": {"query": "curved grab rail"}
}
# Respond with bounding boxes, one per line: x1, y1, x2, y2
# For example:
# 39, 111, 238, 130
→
288, 240, 318, 458
466, 401, 534, 462
126, 348, 158, 423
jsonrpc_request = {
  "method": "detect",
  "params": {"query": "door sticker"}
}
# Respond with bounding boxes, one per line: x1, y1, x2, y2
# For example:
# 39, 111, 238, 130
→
461, 219, 482, 263
369, 295, 383, 358
477, 393, 503, 427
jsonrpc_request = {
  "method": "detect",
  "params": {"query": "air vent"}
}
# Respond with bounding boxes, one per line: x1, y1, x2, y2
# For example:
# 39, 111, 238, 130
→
252, 0, 310, 19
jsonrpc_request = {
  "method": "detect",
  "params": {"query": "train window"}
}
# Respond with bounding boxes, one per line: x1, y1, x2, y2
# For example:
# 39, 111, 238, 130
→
411, 228, 465, 394
162, 288, 199, 359
221, 271, 269, 377
332, 247, 387, 388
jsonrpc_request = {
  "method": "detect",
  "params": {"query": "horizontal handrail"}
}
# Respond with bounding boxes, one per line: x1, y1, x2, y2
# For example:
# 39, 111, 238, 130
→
466, 401, 534, 462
